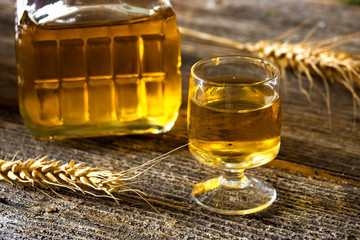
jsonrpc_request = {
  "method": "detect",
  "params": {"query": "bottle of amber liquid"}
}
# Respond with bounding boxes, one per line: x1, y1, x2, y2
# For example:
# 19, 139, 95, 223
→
15, 0, 181, 140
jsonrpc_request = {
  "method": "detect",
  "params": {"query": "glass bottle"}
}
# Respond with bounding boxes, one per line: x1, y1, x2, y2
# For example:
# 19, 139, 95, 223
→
15, 0, 181, 140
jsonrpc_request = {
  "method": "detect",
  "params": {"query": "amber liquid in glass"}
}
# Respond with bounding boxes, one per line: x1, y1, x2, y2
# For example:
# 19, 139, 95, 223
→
188, 76, 281, 169
16, 7, 181, 139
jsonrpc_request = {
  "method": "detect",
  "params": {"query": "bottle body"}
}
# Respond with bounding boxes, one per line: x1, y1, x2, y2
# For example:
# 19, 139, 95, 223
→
16, 1, 181, 139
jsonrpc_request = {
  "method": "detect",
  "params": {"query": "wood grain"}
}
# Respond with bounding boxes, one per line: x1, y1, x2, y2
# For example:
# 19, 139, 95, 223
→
0, 0, 359, 239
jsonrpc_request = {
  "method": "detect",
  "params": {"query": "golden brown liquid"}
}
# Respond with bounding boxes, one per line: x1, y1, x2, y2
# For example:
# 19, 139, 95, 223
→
16, 8, 181, 139
188, 76, 281, 169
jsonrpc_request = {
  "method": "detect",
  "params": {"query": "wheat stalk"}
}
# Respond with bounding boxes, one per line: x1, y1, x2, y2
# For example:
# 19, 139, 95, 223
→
179, 26, 360, 116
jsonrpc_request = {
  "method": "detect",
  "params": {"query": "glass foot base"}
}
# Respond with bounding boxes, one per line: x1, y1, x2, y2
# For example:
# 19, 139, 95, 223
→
192, 175, 276, 215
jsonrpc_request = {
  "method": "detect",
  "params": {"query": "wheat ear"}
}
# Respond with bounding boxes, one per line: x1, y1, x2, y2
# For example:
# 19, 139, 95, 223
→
179, 26, 360, 111
0, 144, 188, 203
0, 155, 163, 203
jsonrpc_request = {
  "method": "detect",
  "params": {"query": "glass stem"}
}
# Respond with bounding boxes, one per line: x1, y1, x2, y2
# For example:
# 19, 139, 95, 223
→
221, 169, 249, 188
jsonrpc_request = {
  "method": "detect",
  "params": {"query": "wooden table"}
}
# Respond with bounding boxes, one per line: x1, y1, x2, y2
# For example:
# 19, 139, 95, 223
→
1, 0, 359, 239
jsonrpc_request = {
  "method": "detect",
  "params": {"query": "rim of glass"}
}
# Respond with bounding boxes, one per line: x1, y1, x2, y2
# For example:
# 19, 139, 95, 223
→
191, 55, 280, 86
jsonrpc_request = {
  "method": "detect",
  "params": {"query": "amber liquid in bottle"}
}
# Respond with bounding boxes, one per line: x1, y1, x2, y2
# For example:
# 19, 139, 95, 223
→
16, 7, 181, 139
